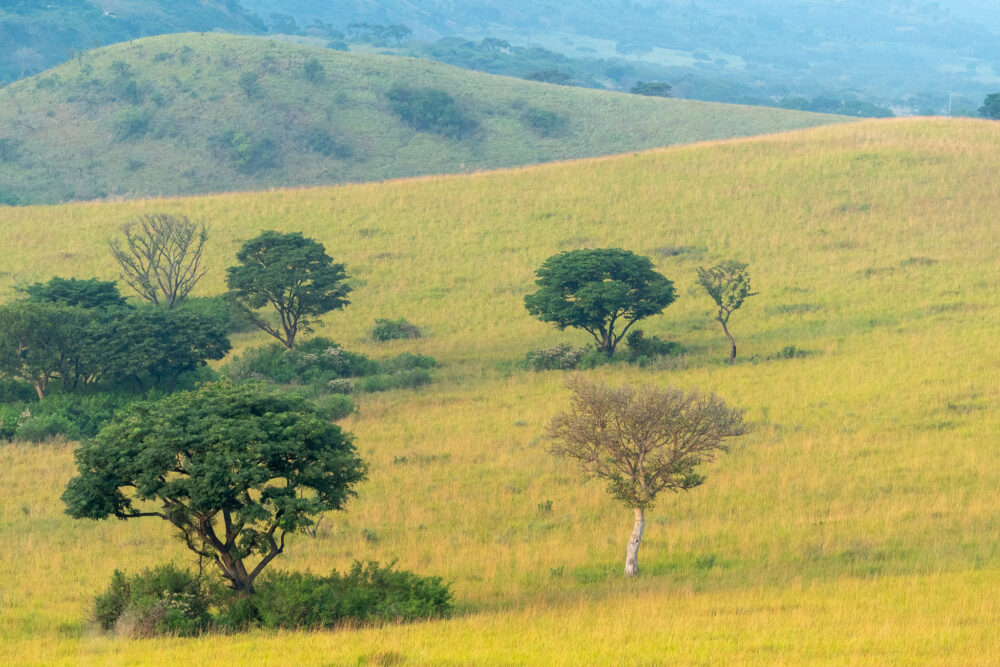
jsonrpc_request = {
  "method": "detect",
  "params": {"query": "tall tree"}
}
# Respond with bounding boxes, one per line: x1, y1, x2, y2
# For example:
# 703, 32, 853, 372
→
979, 93, 1000, 120
548, 377, 747, 576
109, 213, 208, 309
696, 260, 757, 365
525, 248, 676, 358
63, 382, 367, 595
226, 230, 351, 348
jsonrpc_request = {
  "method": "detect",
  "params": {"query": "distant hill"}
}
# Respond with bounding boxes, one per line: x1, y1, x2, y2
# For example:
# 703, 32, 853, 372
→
0, 33, 847, 206
0, 0, 264, 84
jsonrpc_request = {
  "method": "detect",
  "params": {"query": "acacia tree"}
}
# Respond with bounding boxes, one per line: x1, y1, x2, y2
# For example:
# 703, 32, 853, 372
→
0, 301, 89, 399
696, 260, 757, 365
524, 248, 677, 358
226, 230, 351, 348
548, 377, 747, 577
62, 382, 367, 595
109, 213, 208, 309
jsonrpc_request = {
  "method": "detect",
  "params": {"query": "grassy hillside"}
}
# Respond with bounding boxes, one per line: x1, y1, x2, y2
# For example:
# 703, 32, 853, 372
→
2, 117, 1000, 663
0, 32, 846, 206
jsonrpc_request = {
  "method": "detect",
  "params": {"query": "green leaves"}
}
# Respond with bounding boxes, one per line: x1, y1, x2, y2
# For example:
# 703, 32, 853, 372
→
524, 248, 677, 357
63, 381, 368, 592
226, 231, 351, 348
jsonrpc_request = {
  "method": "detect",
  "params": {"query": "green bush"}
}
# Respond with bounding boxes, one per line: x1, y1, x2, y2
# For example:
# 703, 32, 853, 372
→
113, 107, 152, 141
216, 129, 277, 174
379, 352, 437, 373
0, 378, 35, 403
243, 561, 452, 629
371, 317, 422, 341
521, 107, 568, 137
312, 392, 356, 421
524, 343, 585, 371
93, 565, 214, 637
14, 411, 79, 442
386, 85, 477, 139
0, 404, 24, 440
354, 368, 432, 393
623, 330, 681, 366
224, 338, 376, 385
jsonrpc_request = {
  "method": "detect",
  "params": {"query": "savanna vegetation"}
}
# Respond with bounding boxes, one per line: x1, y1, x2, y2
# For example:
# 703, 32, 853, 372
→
1, 118, 999, 662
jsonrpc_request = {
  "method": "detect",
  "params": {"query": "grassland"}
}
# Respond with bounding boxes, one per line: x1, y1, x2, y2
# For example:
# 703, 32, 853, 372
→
2, 117, 1000, 664
0, 32, 846, 206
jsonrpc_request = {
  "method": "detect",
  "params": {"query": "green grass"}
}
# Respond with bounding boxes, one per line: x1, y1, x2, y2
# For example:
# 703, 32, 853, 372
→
1, 117, 1000, 663
0, 32, 846, 205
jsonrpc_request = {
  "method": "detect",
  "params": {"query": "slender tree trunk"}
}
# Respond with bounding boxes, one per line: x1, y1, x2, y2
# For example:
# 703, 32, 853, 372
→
720, 318, 736, 365
624, 506, 645, 577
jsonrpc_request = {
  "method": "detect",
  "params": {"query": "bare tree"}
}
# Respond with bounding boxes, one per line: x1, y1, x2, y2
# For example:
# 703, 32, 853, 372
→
109, 213, 208, 309
548, 376, 748, 577
696, 260, 757, 365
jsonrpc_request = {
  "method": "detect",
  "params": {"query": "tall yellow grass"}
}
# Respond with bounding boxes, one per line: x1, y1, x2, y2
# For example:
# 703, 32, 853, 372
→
2, 117, 1000, 663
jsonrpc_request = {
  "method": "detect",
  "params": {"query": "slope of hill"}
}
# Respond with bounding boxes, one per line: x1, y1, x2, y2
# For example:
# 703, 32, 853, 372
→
0, 32, 847, 206
2, 117, 1000, 662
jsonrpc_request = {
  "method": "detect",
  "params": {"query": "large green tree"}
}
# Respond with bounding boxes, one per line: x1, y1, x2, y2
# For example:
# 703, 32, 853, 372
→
226, 231, 351, 348
63, 382, 368, 595
524, 248, 677, 357
548, 377, 747, 577
20, 276, 129, 310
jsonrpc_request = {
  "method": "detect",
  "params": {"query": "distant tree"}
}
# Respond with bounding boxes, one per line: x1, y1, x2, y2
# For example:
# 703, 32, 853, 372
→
108, 213, 208, 309
480, 38, 510, 52
385, 24, 412, 44
696, 260, 757, 365
238, 71, 260, 98
524, 248, 677, 358
548, 376, 748, 576
226, 231, 351, 348
979, 93, 1000, 119
303, 58, 325, 84
20, 276, 129, 310
268, 13, 300, 35
524, 69, 572, 85
630, 81, 672, 98
63, 381, 367, 595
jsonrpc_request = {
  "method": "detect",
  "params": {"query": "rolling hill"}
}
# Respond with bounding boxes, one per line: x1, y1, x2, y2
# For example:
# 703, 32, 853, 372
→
1, 117, 999, 661
0, 32, 847, 206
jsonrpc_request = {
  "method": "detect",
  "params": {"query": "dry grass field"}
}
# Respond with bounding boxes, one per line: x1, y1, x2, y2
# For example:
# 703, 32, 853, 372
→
1, 117, 999, 664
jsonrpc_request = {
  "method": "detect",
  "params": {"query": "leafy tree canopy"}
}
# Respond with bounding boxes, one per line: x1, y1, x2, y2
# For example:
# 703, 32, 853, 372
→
19, 276, 129, 310
226, 230, 351, 348
979, 92, 1000, 119
524, 248, 677, 357
63, 381, 368, 594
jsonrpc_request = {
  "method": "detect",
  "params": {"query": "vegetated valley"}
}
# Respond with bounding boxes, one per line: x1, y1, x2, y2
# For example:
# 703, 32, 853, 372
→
2, 116, 999, 663
0, 33, 846, 206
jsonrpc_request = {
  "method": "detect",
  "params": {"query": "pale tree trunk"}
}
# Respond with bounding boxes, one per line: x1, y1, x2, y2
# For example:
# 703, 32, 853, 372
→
624, 506, 645, 577
720, 318, 736, 365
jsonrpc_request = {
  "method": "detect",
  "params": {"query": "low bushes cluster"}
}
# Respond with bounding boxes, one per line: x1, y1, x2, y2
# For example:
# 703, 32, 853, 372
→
371, 317, 422, 341
0, 390, 150, 443
223, 337, 436, 395
94, 562, 452, 637
524, 331, 681, 372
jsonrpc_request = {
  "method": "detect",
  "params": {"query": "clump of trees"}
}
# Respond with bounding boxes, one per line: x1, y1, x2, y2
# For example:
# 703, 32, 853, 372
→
548, 377, 748, 576
385, 85, 478, 139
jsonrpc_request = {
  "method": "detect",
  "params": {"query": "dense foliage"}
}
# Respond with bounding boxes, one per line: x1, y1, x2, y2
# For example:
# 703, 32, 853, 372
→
226, 230, 351, 348
63, 381, 368, 593
525, 248, 677, 358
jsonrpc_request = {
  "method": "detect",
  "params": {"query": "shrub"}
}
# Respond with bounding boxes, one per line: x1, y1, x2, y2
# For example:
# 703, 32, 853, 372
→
0, 405, 24, 440
623, 330, 682, 366
245, 561, 452, 629
113, 107, 152, 141
378, 352, 437, 373
521, 107, 568, 137
216, 130, 277, 174
524, 343, 585, 371
93, 565, 214, 637
224, 338, 375, 385
15, 411, 79, 442
0, 378, 35, 403
312, 392, 356, 420
372, 317, 422, 341
304, 128, 353, 158
303, 58, 325, 83
386, 85, 477, 139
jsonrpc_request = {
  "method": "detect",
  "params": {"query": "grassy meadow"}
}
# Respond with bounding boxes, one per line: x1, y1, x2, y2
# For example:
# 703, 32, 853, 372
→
1, 117, 1000, 663
0, 32, 846, 205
